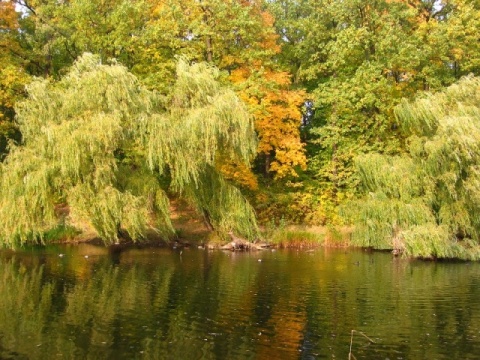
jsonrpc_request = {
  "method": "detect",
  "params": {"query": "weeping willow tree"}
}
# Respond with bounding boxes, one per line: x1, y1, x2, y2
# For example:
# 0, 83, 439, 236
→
0, 53, 258, 247
343, 75, 480, 260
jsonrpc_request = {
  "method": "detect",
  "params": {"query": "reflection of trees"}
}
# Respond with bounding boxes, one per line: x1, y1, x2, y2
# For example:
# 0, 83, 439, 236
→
0, 258, 54, 359
1, 250, 480, 359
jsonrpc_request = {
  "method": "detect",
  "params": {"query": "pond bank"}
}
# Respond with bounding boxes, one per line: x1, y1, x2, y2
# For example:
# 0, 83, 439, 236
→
45, 201, 478, 260
59, 223, 353, 253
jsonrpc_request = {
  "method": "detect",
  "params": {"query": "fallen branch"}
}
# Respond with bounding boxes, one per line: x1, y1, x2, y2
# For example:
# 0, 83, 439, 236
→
349, 330, 375, 360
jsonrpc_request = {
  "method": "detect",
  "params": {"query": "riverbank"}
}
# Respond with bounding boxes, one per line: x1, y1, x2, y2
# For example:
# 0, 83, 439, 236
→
36, 212, 480, 261
62, 222, 352, 252
56, 199, 352, 250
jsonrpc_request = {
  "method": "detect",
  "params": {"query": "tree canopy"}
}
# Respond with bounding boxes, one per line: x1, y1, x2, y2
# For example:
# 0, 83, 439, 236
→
0, 53, 258, 246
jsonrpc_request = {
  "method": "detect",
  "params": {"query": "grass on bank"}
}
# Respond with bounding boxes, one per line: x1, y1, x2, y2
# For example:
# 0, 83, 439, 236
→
43, 225, 80, 243
263, 225, 352, 248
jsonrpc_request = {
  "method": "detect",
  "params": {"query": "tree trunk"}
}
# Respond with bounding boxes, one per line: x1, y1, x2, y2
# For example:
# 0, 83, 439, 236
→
205, 36, 213, 63
202, 209, 214, 231
200, 2, 214, 63
265, 153, 271, 175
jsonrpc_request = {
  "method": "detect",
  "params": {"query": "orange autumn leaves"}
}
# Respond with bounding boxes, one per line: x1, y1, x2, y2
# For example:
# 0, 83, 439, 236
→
255, 81, 306, 178
135, 0, 308, 184
230, 66, 306, 182
0, 1, 17, 31
226, 5, 307, 182
220, 69, 307, 189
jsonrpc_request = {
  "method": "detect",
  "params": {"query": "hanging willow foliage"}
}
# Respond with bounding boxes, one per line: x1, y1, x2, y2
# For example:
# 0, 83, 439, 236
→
343, 76, 480, 260
0, 53, 258, 247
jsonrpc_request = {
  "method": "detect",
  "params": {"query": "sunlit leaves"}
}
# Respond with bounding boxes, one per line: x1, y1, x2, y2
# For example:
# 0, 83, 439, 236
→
0, 54, 258, 246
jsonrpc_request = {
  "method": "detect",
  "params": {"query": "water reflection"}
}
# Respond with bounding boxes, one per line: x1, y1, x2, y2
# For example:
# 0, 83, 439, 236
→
1, 246, 480, 359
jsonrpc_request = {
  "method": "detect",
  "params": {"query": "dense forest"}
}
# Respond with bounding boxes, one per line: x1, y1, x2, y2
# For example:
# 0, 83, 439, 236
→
1, 0, 480, 259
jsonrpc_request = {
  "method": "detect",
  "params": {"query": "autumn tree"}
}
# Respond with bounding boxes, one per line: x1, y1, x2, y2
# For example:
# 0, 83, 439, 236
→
10, 0, 306, 182
0, 53, 258, 247
144, 0, 307, 180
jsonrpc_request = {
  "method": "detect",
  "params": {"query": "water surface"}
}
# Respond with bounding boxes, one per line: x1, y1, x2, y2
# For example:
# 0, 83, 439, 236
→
1, 245, 480, 359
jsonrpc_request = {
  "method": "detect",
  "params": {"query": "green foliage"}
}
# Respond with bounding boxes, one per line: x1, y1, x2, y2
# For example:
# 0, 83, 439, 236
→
344, 196, 435, 250
14, 0, 148, 77
345, 76, 480, 259
356, 154, 424, 201
43, 224, 80, 242
0, 53, 258, 247
145, 60, 256, 188
400, 224, 452, 259
182, 169, 258, 240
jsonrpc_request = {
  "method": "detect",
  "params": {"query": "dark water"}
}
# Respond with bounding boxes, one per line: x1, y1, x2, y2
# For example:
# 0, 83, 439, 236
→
1, 245, 480, 359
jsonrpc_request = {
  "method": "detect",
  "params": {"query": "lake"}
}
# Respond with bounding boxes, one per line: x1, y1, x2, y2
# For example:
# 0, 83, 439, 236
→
1, 244, 480, 359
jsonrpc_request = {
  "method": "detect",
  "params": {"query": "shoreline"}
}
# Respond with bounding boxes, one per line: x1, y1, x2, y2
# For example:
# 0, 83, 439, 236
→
52, 224, 352, 251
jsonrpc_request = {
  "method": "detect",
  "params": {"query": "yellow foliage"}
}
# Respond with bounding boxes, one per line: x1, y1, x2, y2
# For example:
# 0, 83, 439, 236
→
230, 68, 250, 83
217, 159, 258, 190
230, 65, 306, 179
0, 1, 17, 31
255, 10, 281, 53
254, 87, 307, 178
0, 65, 30, 120
264, 70, 292, 86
